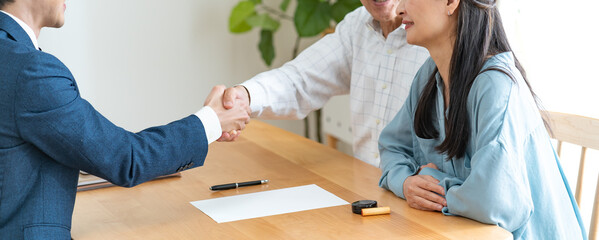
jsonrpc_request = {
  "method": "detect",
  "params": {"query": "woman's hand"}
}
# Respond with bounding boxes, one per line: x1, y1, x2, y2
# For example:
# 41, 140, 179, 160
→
403, 163, 447, 211
417, 162, 439, 173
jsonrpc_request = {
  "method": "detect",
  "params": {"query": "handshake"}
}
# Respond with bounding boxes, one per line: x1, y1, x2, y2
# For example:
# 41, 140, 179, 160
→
203, 85, 252, 141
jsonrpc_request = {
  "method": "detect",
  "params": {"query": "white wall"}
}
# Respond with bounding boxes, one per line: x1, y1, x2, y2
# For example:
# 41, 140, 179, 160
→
38, 0, 314, 134
500, 0, 599, 119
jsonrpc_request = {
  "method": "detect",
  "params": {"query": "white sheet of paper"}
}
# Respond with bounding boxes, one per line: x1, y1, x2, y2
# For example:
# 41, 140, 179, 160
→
190, 184, 349, 223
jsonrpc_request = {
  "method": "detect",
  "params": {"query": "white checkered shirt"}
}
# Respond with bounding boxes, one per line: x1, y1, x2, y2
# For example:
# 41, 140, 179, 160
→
242, 7, 430, 167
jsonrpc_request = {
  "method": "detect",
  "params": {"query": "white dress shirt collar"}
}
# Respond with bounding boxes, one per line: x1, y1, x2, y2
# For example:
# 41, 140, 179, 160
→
0, 10, 39, 50
364, 13, 408, 39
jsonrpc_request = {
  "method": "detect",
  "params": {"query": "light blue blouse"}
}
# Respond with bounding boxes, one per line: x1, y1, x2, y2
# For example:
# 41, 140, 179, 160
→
378, 52, 586, 240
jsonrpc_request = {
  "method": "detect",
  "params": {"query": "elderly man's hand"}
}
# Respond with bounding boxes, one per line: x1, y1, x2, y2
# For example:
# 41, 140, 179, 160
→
204, 85, 250, 135
216, 85, 251, 141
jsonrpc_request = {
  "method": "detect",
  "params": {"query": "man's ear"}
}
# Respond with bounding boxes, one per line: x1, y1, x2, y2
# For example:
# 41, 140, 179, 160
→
447, 0, 460, 16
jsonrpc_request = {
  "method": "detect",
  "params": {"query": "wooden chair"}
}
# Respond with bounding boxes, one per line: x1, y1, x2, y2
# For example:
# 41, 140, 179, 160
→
546, 111, 599, 240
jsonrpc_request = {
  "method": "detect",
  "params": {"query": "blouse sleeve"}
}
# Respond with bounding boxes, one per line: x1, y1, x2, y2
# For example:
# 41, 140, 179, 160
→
378, 58, 436, 199
434, 71, 534, 232
378, 100, 419, 199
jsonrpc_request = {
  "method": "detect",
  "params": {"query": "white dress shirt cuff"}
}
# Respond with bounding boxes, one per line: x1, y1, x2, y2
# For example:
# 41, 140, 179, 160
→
240, 80, 266, 117
195, 106, 222, 144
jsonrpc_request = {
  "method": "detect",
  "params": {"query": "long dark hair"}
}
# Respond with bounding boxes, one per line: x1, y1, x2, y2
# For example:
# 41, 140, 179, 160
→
413, 0, 547, 160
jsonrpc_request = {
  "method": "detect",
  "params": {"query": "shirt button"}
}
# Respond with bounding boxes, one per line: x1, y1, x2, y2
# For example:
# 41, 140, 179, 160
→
376, 119, 381, 125
382, 84, 387, 89
387, 49, 393, 54
374, 153, 379, 158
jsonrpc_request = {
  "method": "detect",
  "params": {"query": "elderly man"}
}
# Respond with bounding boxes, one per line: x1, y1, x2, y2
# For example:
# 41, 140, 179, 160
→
221, 0, 429, 167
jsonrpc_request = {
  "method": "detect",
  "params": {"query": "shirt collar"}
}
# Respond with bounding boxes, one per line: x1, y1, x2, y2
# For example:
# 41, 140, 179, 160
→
364, 15, 406, 40
0, 10, 39, 49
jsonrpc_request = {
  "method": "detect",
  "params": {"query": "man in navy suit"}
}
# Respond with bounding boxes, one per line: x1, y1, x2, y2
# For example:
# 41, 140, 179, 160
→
0, 0, 250, 238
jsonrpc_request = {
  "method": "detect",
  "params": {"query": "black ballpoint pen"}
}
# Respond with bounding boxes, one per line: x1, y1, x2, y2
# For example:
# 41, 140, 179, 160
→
209, 180, 269, 191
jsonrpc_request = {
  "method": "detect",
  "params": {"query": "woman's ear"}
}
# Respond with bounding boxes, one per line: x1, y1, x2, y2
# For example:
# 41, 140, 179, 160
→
447, 0, 460, 16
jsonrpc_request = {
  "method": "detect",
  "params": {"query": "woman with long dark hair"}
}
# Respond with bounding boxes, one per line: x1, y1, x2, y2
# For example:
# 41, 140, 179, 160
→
378, 0, 586, 238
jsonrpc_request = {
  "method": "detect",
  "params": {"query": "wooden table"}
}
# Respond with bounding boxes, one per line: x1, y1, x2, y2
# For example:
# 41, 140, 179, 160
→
72, 121, 512, 239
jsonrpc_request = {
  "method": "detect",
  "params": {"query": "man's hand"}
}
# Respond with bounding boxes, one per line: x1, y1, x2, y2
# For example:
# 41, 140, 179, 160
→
204, 85, 250, 133
216, 130, 242, 142
223, 85, 250, 109
403, 163, 447, 211
217, 85, 251, 141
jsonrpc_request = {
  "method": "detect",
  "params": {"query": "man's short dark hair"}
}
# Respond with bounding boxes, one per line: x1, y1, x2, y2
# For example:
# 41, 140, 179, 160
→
0, 0, 14, 9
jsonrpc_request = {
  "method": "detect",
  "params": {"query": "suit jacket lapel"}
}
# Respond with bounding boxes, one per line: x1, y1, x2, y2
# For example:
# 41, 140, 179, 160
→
0, 11, 36, 50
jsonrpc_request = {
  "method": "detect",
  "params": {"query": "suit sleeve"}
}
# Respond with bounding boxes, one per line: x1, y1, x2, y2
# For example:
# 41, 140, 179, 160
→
14, 52, 209, 187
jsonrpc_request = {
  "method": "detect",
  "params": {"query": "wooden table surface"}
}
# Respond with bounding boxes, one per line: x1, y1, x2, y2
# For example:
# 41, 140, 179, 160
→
72, 121, 512, 240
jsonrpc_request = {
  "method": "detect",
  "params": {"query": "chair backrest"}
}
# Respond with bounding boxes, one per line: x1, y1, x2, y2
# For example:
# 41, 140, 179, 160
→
546, 111, 599, 240
322, 95, 353, 149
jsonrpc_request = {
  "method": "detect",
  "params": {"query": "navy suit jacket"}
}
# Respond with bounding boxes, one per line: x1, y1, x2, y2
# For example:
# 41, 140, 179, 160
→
0, 12, 208, 239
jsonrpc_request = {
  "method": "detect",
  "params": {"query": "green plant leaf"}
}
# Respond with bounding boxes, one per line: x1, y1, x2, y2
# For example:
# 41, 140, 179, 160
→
229, 0, 256, 33
258, 30, 275, 66
294, 0, 332, 37
249, 0, 262, 4
279, 0, 291, 11
246, 14, 281, 32
331, 0, 362, 23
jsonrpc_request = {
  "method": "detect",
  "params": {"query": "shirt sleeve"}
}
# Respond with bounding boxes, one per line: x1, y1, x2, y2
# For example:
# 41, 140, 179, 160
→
240, 10, 356, 119
429, 71, 533, 232
194, 106, 222, 143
